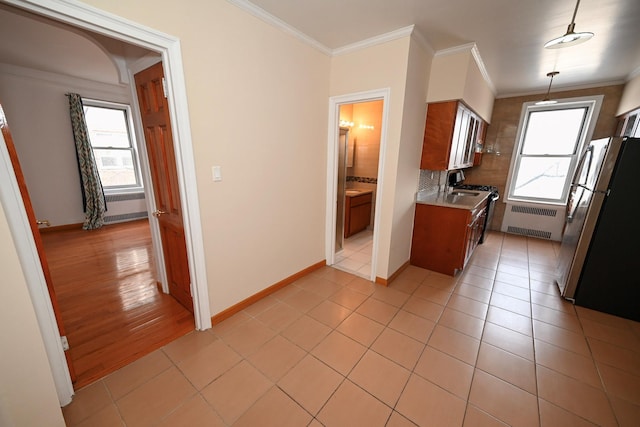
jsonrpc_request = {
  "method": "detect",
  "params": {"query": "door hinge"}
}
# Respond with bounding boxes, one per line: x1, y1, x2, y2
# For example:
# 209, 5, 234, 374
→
61, 335, 69, 351
161, 77, 168, 99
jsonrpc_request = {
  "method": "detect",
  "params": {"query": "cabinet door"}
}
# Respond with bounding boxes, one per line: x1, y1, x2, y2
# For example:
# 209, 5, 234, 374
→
449, 105, 468, 169
345, 193, 372, 238
422, 101, 458, 170
463, 115, 479, 167
410, 204, 469, 275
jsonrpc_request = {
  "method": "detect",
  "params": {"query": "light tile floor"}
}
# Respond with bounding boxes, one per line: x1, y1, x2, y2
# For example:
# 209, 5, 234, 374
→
334, 229, 373, 279
62, 231, 640, 426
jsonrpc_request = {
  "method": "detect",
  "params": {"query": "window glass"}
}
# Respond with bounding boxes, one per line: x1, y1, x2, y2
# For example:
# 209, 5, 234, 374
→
521, 108, 586, 155
512, 157, 572, 200
82, 101, 141, 190
506, 96, 601, 204
84, 106, 130, 148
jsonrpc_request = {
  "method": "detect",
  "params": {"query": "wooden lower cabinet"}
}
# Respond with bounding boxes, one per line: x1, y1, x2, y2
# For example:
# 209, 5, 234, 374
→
345, 192, 372, 238
410, 201, 486, 276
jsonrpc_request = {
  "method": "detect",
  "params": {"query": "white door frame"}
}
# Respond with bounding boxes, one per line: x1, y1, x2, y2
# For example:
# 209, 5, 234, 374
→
325, 88, 390, 282
1, 0, 211, 405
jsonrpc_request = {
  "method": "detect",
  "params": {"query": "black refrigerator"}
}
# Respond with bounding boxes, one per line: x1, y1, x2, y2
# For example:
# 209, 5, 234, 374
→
556, 136, 640, 321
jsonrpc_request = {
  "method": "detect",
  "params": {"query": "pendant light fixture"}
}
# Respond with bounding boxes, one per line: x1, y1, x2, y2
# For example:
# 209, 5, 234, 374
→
536, 71, 560, 105
544, 0, 593, 48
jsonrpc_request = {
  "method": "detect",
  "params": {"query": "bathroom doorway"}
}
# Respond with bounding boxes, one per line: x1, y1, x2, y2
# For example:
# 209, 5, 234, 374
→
332, 100, 383, 279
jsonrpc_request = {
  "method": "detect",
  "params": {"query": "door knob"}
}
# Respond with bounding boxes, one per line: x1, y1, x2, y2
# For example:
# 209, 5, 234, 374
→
36, 219, 51, 227
152, 210, 167, 217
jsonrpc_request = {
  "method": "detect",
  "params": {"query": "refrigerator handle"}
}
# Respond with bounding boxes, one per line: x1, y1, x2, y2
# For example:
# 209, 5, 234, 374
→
571, 145, 593, 187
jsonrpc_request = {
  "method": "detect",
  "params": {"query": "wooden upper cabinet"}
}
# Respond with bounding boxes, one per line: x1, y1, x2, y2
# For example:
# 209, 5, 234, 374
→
421, 101, 457, 170
421, 100, 486, 171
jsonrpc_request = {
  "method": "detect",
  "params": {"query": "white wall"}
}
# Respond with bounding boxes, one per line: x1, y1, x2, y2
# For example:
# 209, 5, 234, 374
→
0, 64, 134, 226
0, 203, 65, 426
617, 73, 640, 116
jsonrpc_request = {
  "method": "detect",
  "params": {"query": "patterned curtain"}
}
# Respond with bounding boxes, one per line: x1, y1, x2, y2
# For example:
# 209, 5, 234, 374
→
67, 93, 106, 230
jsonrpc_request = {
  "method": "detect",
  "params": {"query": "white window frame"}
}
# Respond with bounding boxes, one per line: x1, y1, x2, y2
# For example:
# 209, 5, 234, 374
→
82, 98, 144, 194
505, 95, 603, 206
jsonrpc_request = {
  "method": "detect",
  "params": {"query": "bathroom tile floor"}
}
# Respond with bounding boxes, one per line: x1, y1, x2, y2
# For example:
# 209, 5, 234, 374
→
334, 229, 373, 279
62, 231, 640, 426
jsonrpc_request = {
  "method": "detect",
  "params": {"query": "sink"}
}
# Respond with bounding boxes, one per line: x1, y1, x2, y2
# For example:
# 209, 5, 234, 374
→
450, 191, 479, 197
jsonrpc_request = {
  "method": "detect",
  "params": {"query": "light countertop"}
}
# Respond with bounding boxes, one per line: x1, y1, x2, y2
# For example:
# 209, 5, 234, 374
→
345, 189, 373, 197
416, 189, 491, 211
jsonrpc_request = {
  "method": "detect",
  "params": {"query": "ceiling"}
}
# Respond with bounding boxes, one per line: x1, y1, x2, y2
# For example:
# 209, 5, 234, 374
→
0, 1, 639, 97
243, 0, 640, 96
0, 3, 155, 85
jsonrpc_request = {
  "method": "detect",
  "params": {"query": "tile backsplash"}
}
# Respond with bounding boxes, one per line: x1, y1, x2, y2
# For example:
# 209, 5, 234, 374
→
418, 169, 447, 194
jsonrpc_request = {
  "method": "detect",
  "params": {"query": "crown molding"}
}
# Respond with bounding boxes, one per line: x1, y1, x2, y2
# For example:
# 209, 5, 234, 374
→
433, 42, 477, 57
628, 66, 640, 81
227, 1, 420, 58
0, 62, 130, 96
496, 79, 627, 99
332, 25, 415, 56
227, 0, 332, 55
410, 28, 435, 56
470, 44, 496, 95
434, 42, 496, 95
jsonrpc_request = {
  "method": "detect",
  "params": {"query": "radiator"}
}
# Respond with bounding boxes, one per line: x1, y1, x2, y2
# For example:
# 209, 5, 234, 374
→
500, 202, 565, 241
103, 192, 148, 224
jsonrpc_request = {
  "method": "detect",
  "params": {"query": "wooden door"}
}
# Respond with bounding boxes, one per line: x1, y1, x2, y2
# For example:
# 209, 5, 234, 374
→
134, 63, 193, 312
0, 103, 77, 383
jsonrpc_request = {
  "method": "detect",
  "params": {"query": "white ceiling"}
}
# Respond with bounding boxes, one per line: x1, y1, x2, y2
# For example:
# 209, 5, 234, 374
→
0, 1, 639, 97
0, 3, 155, 85
242, 0, 640, 96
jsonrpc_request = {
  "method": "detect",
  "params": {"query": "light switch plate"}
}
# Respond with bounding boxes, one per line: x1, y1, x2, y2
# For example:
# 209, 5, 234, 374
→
212, 166, 222, 182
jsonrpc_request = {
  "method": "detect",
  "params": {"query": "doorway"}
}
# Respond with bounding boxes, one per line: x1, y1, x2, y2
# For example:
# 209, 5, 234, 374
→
333, 101, 383, 279
40, 219, 194, 389
326, 89, 390, 282
0, 10, 194, 388
0, 0, 210, 405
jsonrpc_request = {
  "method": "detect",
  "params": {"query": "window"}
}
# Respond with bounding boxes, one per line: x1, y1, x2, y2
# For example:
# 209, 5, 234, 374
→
506, 96, 602, 205
83, 100, 143, 192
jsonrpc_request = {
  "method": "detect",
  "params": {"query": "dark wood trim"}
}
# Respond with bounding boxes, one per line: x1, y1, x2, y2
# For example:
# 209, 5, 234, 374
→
211, 260, 326, 325
375, 260, 410, 287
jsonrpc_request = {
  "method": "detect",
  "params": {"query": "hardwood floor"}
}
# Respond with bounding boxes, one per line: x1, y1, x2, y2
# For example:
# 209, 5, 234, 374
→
41, 219, 194, 389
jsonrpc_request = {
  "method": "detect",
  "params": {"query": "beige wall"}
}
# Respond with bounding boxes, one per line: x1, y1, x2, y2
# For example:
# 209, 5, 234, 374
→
426, 48, 494, 122
426, 52, 468, 102
0, 203, 65, 426
464, 84, 624, 230
463, 58, 495, 123
81, 0, 331, 314
330, 35, 427, 279
387, 38, 432, 276
617, 73, 640, 116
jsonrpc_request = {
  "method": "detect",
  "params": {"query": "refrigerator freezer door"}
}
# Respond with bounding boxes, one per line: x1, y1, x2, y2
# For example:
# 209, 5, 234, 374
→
593, 137, 623, 193
556, 189, 606, 298
574, 137, 640, 320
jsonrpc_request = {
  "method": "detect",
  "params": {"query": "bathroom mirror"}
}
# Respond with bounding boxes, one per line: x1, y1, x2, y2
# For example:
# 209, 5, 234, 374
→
347, 137, 355, 167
